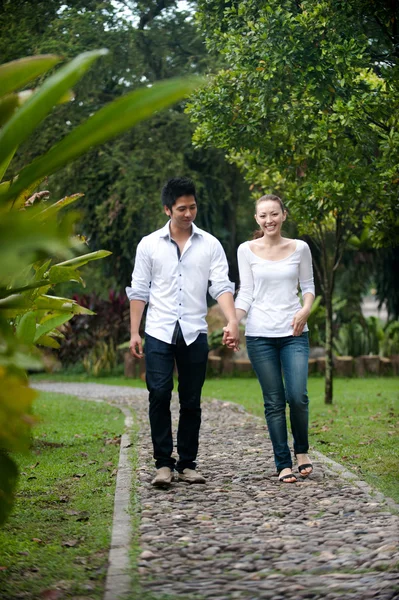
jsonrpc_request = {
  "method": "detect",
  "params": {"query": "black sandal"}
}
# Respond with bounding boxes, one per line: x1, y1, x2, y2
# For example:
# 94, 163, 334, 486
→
278, 471, 297, 483
298, 463, 313, 477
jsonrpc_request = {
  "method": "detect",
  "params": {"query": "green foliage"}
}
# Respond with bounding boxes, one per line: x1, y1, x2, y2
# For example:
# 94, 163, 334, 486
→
0, 0, 252, 291
189, 0, 399, 402
381, 321, 399, 357
58, 291, 130, 367
333, 316, 383, 357
0, 47, 199, 524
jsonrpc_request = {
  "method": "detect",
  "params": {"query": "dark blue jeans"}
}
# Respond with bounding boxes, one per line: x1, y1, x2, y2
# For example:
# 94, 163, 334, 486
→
246, 333, 310, 473
145, 329, 209, 471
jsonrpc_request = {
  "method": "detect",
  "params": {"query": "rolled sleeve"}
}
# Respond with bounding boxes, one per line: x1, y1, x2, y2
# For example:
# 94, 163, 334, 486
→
235, 244, 254, 313
299, 242, 315, 297
126, 239, 152, 303
208, 239, 235, 300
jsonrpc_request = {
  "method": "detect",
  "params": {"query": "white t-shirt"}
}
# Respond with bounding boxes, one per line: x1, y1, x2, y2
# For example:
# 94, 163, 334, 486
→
235, 239, 315, 338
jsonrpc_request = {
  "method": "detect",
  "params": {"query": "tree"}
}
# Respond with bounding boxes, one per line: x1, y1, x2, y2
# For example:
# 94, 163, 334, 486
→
188, 0, 399, 403
1, 0, 252, 290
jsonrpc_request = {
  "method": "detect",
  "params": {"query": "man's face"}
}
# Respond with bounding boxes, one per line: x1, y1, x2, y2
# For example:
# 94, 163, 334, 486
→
165, 195, 197, 230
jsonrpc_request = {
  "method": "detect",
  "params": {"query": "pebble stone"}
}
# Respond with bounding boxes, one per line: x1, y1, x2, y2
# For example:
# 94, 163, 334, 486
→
32, 382, 399, 600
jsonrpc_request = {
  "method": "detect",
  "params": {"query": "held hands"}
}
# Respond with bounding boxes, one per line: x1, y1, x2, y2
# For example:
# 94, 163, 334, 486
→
222, 321, 240, 351
291, 308, 310, 336
130, 333, 144, 359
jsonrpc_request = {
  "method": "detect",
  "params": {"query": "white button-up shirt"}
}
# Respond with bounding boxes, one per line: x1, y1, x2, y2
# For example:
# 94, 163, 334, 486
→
126, 221, 234, 345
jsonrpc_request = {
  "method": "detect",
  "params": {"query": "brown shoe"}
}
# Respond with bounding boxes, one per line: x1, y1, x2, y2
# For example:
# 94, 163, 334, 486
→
151, 467, 173, 487
177, 468, 206, 484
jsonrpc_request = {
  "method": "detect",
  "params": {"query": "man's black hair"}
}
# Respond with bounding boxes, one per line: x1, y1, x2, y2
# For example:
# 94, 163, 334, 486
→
161, 177, 197, 211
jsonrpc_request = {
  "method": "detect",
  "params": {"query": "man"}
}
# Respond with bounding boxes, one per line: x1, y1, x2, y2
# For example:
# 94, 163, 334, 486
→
126, 177, 239, 487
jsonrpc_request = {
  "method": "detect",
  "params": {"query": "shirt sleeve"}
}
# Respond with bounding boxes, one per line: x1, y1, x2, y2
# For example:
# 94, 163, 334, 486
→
299, 241, 315, 297
235, 244, 254, 313
208, 239, 235, 300
125, 238, 152, 303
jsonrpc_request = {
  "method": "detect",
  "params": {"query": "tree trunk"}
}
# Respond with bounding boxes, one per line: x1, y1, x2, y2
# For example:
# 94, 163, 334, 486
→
324, 290, 333, 404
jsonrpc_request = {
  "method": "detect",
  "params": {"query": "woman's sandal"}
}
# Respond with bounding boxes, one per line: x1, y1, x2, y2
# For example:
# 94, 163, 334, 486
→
278, 471, 297, 483
297, 463, 313, 477
295, 453, 313, 477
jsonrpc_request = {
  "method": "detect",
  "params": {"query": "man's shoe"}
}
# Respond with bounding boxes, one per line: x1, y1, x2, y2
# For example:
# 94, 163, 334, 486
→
177, 468, 206, 484
151, 467, 173, 487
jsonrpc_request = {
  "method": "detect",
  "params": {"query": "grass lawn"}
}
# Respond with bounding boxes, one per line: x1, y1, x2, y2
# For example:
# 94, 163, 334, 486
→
31, 373, 399, 503
0, 391, 125, 600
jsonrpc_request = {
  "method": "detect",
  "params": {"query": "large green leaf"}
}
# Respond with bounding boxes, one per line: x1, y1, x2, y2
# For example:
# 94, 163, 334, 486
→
2, 76, 202, 203
56, 250, 112, 269
16, 312, 36, 344
46, 265, 84, 285
34, 295, 95, 315
34, 193, 84, 221
0, 281, 50, 298
0, 55, 61, 97
0, 49, 108, 169
35, 334, 60, 349
34, 313, 73, 342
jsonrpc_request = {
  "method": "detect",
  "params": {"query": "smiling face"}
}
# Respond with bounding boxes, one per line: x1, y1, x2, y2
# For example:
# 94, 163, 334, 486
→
255, 199, 286, 237
164, 194, 197, 231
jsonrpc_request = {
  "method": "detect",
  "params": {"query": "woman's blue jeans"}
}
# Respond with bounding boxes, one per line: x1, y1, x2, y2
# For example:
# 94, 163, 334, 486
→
145, 329, 208, 472
246, 333, 310, 473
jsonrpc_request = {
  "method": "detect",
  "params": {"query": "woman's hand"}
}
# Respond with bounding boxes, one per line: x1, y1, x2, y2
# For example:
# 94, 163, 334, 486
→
291, 308, 310, 336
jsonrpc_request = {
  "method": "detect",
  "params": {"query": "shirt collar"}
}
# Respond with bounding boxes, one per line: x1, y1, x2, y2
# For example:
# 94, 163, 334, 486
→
159, 221, 203, 239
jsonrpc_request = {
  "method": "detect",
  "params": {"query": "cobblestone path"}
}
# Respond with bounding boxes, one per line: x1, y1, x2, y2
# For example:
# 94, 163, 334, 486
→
33, 383, 399, 600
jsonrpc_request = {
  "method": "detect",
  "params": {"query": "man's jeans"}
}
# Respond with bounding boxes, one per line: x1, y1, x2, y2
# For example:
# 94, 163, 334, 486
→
246, 333, 310, 473
145, 330, 208, 472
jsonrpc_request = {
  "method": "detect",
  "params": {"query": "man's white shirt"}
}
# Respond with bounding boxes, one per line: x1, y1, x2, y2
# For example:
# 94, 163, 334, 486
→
126, 221, 234, 345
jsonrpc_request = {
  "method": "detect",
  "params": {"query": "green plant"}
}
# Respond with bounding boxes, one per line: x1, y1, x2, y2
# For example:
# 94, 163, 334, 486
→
333, 316, 383, 357
58, 291, 129, 367
82, 339, 118, 376
0, 52, 198, 524
381, 321, 399, 357
208, 328, 224, 351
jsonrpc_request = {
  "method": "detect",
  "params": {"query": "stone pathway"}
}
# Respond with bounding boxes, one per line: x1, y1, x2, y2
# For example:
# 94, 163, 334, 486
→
32, 383, 399, 600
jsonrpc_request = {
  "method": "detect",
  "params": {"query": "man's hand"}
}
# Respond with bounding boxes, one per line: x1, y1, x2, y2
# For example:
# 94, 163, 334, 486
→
222, 320, 240, 351
130, 333, 144, 358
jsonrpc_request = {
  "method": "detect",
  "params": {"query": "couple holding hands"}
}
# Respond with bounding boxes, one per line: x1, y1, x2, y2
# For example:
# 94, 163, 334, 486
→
126, 177, 315, 487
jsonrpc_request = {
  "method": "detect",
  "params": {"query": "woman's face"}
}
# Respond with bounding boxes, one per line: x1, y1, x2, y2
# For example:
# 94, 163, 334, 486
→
255, 200, 286, 237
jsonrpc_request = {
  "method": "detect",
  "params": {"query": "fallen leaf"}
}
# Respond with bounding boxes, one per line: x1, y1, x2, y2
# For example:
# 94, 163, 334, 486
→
0, 566, 7, 571
32, 538, 43, 543
29, 462, 40, 469
61, 539, 79, 547
40, 589, 62, 600
104, 436, 121, 446
111, 469, 118, 477
72, 473, 86, 479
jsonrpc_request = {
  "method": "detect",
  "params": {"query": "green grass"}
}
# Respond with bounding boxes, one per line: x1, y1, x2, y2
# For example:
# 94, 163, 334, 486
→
0, 391, 125, 600
30, 373, 399, 503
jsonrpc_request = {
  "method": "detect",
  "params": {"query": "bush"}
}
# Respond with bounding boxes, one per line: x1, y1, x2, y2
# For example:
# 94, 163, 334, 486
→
58, 290, 130, 371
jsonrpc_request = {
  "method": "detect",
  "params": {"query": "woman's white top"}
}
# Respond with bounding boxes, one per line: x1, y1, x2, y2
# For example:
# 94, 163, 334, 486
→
235, 239, 315, 337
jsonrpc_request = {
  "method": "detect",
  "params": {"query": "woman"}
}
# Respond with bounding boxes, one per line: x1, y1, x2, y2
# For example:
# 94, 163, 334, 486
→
233, 194, 315, 483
